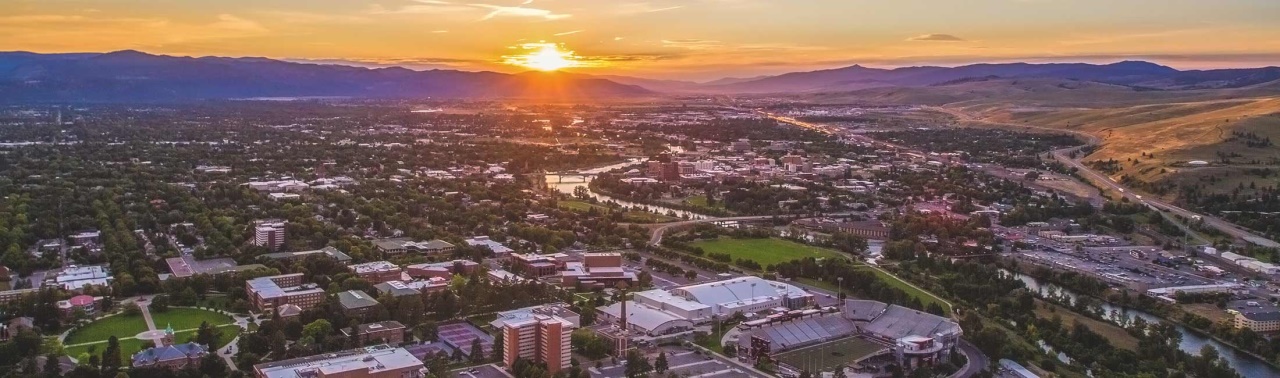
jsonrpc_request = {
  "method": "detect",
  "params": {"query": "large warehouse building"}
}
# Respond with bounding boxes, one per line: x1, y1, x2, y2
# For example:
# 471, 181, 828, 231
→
597, 276, 814, 336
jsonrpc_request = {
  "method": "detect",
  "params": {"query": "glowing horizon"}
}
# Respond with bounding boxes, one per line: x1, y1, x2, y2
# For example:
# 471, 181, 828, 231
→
3, 0, 1280, 80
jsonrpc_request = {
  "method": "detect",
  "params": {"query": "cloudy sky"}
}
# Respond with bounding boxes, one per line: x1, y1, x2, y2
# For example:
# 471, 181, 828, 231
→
3, 0, 1280, 80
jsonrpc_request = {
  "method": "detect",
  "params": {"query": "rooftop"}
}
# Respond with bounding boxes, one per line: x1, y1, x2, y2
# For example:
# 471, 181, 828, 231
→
254, 344, 423, 378
337, 290, 379, 310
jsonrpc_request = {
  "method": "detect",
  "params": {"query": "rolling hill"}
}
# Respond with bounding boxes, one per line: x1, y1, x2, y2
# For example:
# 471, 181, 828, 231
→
0, 50, 653, 103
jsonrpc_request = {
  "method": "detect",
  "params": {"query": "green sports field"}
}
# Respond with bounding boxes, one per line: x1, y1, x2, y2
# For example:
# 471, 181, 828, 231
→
773, 337, 888, 373
690, 237, 848, 268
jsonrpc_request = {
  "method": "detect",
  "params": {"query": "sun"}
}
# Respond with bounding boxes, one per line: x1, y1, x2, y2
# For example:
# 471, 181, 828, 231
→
504, 42, 581, 71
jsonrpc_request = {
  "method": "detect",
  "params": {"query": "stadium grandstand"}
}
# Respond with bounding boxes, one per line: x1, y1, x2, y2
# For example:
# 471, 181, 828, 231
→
736, 299, 961, 375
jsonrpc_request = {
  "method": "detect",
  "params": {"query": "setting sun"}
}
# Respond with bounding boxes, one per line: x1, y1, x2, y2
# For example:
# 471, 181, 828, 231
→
504, 42, 580, 71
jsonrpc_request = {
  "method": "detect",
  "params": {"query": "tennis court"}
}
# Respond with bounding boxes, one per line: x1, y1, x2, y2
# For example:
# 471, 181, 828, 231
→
773, 336, 888, 373
437, 322, 494, 357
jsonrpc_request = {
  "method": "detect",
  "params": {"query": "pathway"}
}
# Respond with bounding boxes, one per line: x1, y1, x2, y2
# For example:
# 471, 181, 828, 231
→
136, 298, 164, 347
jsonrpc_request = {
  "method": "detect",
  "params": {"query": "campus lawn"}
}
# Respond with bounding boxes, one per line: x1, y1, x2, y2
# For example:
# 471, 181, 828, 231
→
64, 314, 151, 346
66, 337, 152, 361
172, 324, 240, 350
690, 237, 847, 268
150, 308, 235, 331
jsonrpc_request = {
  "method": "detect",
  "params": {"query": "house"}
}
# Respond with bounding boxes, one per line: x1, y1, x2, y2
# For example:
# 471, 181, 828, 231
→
131, 337, 209, 369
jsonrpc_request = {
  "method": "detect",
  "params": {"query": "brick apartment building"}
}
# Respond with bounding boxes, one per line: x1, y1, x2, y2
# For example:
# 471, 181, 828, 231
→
246, 273, 325, 313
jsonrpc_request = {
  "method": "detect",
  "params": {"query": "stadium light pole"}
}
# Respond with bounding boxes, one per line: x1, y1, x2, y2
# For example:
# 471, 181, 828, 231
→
837, 276, 844, 300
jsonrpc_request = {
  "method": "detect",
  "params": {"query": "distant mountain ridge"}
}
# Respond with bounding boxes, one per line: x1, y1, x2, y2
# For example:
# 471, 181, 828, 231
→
0, 50, 653, 103
699, 61, 1280, 95
2, 50, 1278, 102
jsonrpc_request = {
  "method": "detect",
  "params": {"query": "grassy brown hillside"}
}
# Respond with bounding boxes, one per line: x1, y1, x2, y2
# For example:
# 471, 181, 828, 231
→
807, 78, 1280, 195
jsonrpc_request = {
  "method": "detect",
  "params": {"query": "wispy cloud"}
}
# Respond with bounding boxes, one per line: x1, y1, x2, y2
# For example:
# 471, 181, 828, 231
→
370, 0, 569, 21
907, 33, 966, 42
474, 0, 570, 21
553, 30, 583, 36
210, 14, 268, 33
662, 39, 722, 50
617, 3, 685, 14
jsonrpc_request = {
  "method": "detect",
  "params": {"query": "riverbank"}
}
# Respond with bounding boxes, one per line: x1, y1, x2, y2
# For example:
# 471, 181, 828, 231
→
1005, 260, 1280, 375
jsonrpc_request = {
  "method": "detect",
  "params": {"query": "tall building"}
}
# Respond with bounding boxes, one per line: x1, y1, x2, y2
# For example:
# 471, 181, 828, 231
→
503, 315, 574, 374
253, 220, 287, 251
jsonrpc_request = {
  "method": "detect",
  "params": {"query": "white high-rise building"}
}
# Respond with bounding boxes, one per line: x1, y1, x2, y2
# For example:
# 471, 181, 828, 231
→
253, 220, 286, 251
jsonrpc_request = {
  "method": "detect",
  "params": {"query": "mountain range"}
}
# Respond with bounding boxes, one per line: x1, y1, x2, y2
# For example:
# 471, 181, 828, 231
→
1, 50, 1279, 102
0, 50, 652, 103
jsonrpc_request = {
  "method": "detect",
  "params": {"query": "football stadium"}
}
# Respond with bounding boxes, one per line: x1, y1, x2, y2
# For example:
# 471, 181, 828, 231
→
736, 300, 961, 375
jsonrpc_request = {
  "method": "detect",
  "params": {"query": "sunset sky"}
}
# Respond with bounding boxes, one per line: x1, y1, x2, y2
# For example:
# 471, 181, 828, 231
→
4, 0, 1280, 80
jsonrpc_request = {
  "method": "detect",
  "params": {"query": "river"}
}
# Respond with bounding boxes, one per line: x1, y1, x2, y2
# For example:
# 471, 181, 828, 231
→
544, 157, 712, 220
1008, 271, 1280, 377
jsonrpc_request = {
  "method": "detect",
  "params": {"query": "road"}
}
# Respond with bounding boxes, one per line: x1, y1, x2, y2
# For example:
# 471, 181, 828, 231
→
1051, 145, 1279, 248
953, 339, 990, 378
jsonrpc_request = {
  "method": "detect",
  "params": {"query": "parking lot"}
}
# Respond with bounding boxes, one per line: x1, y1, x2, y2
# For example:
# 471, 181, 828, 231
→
1017, 247, 1215, 290
590, 346, 769, 378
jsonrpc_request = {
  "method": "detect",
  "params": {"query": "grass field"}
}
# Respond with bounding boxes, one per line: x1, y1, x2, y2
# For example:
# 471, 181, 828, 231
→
150, 308, 235, 331
774, 336, 887, 373
690, 237, 847, 268
855, 265, 952, 315
171, 325, 239, 349
560, 200, 611, 212
1033, 300, 1138, 351
64, 314, 150, 346
66, 337, 152, 360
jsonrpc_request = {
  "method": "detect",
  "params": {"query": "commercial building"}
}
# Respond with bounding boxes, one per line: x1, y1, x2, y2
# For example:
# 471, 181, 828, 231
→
464, 236, 513, 257
253, 220, 287, 251
561, 252, 637, 288
252, 344, 425, 378
373, 238, 456, 256
0, 288, 38, 304
373, 279, 449, 297
512, 253, 560, 277
337, 290, 380, 318
1228, 300, 1280, 332
349, 261, 405, 284
405, 260, 478, 279
246, 274, 326, 313
793, 218, 891, 240
502, 314, 574, 374
342, 321, 406, 346
54, 265, 113, 291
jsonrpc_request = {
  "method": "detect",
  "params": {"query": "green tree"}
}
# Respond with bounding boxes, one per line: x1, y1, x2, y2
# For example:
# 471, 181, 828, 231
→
654, 351, 669, 374
302, 319, 333, 341
624, 349, 652, 378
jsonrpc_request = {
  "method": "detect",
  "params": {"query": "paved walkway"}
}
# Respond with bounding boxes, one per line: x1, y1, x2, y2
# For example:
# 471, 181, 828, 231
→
135, 297, 165, 347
